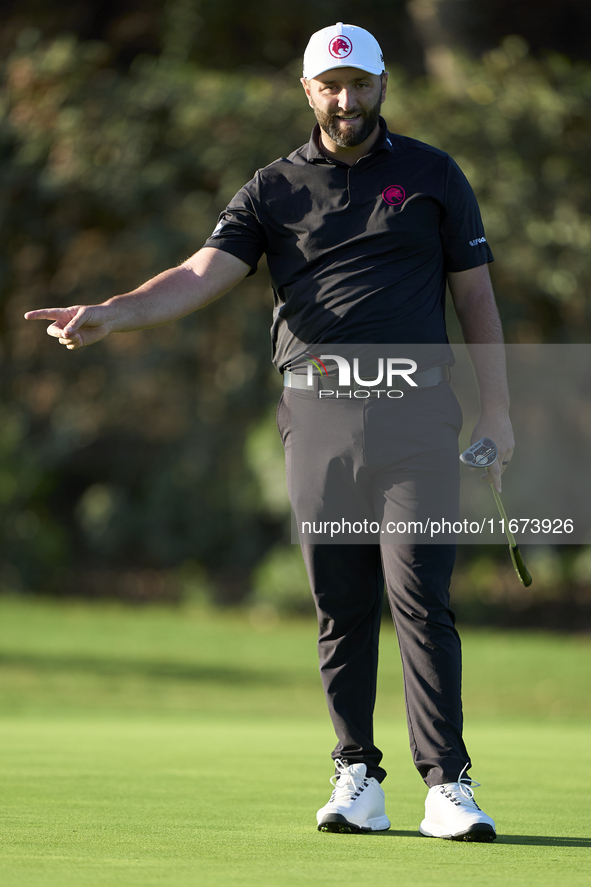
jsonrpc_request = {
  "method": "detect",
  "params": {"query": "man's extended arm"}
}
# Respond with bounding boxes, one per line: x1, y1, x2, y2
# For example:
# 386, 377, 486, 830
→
25, 247, 251, 351
448, 263, 515, 492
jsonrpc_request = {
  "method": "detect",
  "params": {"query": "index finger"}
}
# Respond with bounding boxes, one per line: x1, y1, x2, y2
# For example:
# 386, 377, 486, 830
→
25, 308, 69, 321
482, 462, 502, 493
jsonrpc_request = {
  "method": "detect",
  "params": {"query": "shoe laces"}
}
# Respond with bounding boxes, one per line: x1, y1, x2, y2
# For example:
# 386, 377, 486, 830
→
439, 763, 482, 809
328, 759, 369, 803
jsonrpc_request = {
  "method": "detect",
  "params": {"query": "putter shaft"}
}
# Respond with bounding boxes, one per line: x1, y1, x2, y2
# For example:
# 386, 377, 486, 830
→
491, 487, 532, 587
491, 487, 516, 546
460, 437, 533, 588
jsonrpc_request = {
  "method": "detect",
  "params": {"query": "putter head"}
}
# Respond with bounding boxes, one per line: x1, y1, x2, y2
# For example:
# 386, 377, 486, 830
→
460, 437, 498, 468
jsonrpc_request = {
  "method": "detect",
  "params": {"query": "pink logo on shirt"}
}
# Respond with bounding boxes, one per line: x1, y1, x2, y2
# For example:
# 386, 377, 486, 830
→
382, 185, 405, 206
329, 36, 353, 59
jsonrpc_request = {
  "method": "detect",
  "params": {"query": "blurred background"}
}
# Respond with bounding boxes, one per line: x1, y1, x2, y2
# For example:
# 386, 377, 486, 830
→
1, 0, 591, 629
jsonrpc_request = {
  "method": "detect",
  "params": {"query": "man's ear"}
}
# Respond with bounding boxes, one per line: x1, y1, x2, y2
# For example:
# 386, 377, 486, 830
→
300, 77, 313, 108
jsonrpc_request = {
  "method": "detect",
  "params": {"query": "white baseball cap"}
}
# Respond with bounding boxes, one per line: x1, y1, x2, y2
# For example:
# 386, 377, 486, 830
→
303, 22, 385, 80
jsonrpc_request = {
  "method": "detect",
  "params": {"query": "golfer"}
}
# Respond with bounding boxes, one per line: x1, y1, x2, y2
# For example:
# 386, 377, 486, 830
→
26, 23, 514, 841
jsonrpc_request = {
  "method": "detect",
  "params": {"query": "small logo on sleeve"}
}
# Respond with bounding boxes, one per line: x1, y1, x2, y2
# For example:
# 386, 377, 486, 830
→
329, 36, 353, 59
469, 236, 487, 246
382, 185, 406, 206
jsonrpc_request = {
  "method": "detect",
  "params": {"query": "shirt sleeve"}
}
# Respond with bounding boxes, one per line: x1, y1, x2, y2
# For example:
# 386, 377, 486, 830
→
202, 176, 267, 276
440, 156, 494, 272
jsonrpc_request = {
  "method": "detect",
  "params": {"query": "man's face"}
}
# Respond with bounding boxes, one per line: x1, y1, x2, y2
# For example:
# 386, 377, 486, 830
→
301, 68, 387, 148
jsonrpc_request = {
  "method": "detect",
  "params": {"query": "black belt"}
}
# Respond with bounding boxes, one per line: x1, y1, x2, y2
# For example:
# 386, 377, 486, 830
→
283, 364, 450, 393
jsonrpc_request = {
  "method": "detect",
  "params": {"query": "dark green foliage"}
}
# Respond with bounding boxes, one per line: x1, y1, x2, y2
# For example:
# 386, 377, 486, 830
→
1, 33, 309, 600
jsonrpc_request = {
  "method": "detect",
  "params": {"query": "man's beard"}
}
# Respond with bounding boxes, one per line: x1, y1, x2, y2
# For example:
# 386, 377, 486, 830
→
312, 95, 382, 148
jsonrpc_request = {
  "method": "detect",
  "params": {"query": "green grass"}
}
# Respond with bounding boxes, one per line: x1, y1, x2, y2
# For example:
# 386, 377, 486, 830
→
1, 595, 590, 886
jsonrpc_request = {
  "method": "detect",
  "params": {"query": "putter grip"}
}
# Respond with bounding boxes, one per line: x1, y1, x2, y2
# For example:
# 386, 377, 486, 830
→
510, 545, 533, 587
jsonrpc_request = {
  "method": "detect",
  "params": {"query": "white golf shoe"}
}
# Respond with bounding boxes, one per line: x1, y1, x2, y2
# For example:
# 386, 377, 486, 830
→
316, 759, 391, 833
419, 766, 496, 842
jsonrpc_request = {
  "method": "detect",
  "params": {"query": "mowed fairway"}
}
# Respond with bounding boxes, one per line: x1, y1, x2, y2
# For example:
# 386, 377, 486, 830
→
0, 596, 590, 887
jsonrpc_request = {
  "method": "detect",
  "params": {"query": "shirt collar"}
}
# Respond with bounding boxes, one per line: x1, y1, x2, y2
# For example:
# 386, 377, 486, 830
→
305, 117, 395, 164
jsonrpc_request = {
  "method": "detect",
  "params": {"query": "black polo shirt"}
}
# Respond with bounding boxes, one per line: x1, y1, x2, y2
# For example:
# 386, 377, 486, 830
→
203, 118, 493, 372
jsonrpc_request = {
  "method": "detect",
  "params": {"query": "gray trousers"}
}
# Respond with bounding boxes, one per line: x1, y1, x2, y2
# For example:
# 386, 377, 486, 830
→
277, 382, 471, 787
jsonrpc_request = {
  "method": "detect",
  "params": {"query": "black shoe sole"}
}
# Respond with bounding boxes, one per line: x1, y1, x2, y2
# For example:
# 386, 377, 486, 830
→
421, 823, 497, 842
451, 827, 497, 843
317, 814, 369, 834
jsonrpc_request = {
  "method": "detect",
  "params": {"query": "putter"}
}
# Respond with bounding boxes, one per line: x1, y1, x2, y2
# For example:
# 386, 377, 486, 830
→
460, 438, 532, 587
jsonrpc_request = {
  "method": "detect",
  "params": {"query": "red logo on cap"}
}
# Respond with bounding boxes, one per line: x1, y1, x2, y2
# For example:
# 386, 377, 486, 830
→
382, 185, 406, 206
329, 36, 353, 59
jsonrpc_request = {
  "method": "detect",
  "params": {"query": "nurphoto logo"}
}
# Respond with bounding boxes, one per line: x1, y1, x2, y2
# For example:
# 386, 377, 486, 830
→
305, 353, 418, 398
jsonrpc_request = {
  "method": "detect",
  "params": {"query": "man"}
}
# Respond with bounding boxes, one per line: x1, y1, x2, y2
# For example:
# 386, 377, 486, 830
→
26, 23, 514, 842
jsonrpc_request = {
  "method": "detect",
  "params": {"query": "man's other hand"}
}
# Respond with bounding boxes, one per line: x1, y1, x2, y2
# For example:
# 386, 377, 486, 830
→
470, 413, 515, 493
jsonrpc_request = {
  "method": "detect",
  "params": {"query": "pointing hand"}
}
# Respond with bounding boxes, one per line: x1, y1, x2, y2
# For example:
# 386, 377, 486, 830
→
24, 305, 113, 350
